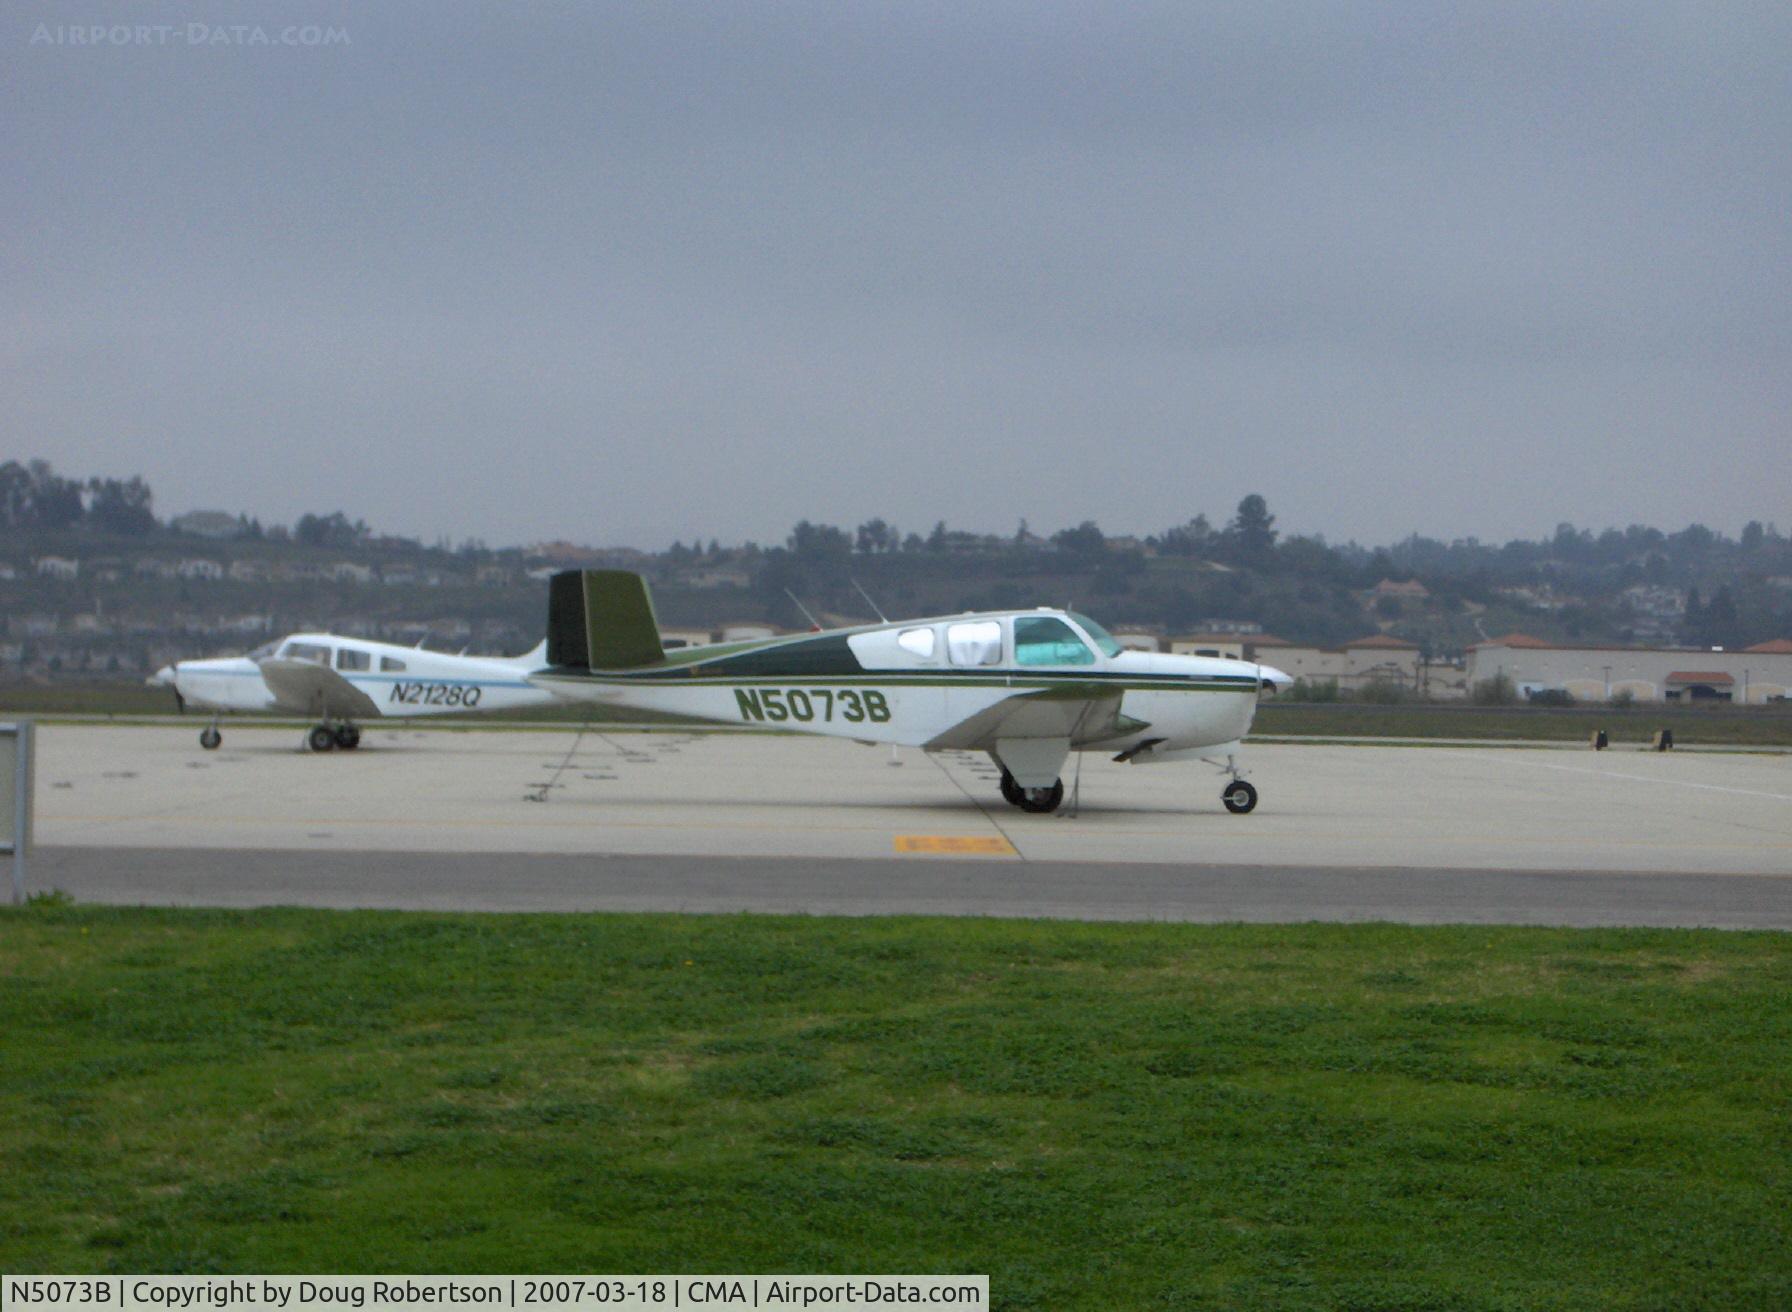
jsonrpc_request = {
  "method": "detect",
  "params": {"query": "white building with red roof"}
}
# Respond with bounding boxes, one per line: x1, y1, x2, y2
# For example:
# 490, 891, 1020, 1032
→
1466, 634, 1792, 703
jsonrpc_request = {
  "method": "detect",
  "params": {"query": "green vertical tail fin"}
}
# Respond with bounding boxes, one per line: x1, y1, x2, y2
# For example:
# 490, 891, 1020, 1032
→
546, 570, 664, 670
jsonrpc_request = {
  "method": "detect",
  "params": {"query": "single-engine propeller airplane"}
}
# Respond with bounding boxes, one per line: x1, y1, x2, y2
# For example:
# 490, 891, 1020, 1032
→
533, 570, 1293, 813
151, 633, 556, 751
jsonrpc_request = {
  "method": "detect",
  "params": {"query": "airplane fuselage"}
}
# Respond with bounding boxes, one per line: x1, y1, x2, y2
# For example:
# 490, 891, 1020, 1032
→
533, 607, 1289, 771
156, 633, 554, 719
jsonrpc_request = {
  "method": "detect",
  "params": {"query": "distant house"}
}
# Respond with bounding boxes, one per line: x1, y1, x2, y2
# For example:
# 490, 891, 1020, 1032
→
228, 560, 267, 583
34, 556, 79, 579
172, 510, 244, 540
1109, 630, 1162, 653
331, 562, 375, 584
1369, 578, 1430, 600
176, 559, 224, 581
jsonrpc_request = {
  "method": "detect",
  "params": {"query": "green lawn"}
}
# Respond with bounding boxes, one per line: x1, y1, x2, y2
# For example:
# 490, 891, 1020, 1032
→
2, 904, 1788, 1308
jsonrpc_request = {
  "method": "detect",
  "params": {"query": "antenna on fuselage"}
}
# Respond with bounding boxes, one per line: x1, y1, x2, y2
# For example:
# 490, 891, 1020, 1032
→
849, 577, 889, 624
783, 589, 824, 632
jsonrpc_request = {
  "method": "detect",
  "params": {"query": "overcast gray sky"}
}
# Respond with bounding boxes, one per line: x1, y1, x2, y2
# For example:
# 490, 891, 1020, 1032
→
6, 2, 1789, 549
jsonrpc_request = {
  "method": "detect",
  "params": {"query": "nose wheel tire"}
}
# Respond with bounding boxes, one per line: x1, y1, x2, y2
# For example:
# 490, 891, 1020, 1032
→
1222, 780, 1258, 814
199, 726, 222, 750
307, 725, 337, 753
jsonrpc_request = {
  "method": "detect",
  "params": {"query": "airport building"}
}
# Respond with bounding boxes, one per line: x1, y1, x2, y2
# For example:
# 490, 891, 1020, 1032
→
1210, 634, 1424, 693
1466, 634, 1792, 703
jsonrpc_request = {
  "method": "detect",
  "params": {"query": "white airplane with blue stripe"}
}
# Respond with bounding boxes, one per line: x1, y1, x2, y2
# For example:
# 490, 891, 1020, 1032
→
151, 634, 554, 751
533, 570, 1294, 814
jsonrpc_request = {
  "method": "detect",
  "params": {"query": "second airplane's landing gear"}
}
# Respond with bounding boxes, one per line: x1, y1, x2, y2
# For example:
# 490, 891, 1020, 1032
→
306, 721, 362, 753
1222, 779, 1258, 814
998, 768, 1065, 814
199, 719, 222, 751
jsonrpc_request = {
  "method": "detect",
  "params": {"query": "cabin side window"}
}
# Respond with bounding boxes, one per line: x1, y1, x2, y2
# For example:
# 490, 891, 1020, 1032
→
896, 627, 937, 660
336, 648, 371, 672
946, 620, 1003, 667
1013, 616, 1095, 666
282, 642, 330, 665
381, 656, 407, 672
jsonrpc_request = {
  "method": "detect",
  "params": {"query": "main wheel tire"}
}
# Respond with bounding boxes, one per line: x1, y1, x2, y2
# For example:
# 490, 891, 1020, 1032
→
999, 769, 1024, 807
335, 724, 361, 750
307, 725, 337, 753
199, 726, 222, 750
1017, 778, 1065, 814
1222, 779, 1258, 814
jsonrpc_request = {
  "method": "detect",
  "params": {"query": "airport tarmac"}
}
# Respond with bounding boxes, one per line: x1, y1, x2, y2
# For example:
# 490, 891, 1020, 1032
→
23, 724, 1792, 926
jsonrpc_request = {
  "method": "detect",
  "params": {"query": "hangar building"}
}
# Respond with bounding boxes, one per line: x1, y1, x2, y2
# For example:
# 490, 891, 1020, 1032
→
1467, 634, 1792, 703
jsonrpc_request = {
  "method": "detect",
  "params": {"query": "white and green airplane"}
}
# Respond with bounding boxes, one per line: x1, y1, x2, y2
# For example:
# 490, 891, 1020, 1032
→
152, 633, 555, 752
533, 570, 1294, 814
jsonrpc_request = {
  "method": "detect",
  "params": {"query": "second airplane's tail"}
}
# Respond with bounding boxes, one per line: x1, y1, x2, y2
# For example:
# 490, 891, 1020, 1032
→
547, 570, 665, 670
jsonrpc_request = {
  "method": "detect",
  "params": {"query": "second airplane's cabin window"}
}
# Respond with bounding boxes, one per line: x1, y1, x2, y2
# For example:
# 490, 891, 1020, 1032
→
896, 627, 937, 659
1014, 616, 1096, 666
380, 656, 407, 672
283, 642, 330, 665
336, 648, 371, 672
946, 620, 1003, 667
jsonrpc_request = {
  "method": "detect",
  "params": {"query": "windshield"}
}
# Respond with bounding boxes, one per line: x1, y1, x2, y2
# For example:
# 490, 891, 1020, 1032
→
1068, 612, 1124, 658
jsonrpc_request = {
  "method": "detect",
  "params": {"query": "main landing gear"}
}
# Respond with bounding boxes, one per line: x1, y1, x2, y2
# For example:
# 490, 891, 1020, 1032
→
998, 768, 1065, 814
306, 722, 362, 752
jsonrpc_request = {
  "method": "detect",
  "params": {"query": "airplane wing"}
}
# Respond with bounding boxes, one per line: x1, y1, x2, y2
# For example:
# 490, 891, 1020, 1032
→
922, 687, 1139, 750
256, 659, 383, 720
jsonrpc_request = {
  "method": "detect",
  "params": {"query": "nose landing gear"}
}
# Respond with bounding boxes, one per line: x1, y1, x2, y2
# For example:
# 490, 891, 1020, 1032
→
199, 718, 222, 750
1222, 779, 1258, 813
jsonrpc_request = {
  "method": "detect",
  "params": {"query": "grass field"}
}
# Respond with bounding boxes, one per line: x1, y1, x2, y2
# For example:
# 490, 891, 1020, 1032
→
3, 904, 1788, 1308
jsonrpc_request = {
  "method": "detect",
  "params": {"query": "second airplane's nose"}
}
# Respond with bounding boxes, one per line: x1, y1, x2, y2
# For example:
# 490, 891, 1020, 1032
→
149, 665, 176, 687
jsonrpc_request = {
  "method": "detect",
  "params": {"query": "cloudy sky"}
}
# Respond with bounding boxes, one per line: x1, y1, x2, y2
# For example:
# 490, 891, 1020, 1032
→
6, 2, 1788, 549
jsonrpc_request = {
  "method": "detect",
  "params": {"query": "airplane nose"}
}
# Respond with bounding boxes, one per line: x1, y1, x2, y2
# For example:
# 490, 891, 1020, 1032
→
1257, 664, 1294, 694
149, 665, 176, 687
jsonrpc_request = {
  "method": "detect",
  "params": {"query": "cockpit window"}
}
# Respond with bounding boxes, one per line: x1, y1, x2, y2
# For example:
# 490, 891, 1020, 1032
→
282, 642, 330, 665
946, 620, 1003, 667
1068, 613, 1124, 658
896, 627, 937, 659
1014, 616, 1096, 666
336, 647, 371, 672
248, 641, 279, 660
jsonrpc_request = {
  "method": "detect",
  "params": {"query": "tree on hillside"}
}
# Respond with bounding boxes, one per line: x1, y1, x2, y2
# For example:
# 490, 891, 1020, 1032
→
1051, 521, 1106, 557
787, 520, 851, 563
295, 511, 368, 549
855, 518, 895, 554
1158, 515, 1213, 556
87, 476, 156, 536
1223, 494, 1277, 565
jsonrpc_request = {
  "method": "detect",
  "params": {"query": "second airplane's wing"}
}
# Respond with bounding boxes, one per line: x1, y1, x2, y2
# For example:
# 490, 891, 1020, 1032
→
257, 659, 383, 720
